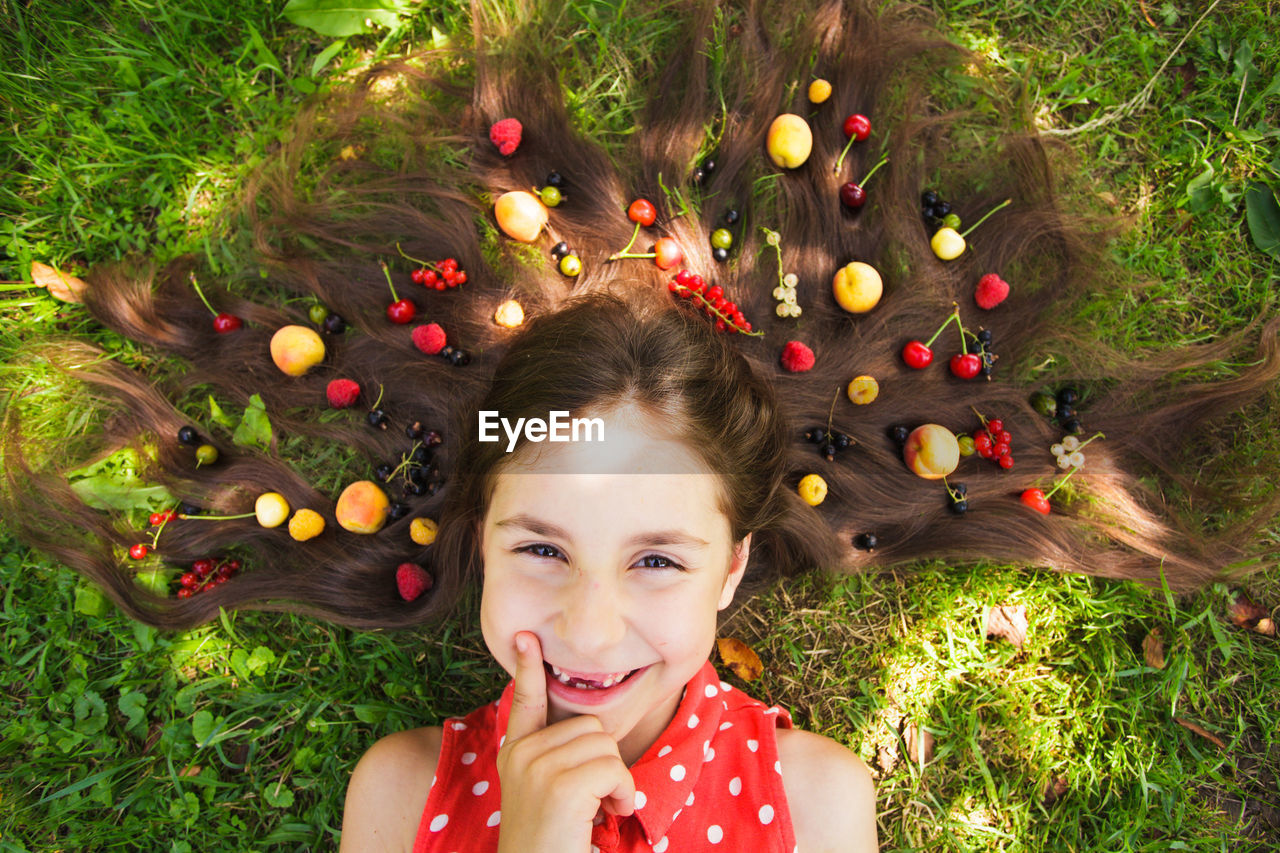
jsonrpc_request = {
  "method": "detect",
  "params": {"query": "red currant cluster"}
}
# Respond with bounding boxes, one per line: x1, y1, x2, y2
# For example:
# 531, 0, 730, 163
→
175, 557, 242, 598
148, 509, 176, 527
410, 257, 467, 290
667, 271, 759, 335
971, 417, 1014, 469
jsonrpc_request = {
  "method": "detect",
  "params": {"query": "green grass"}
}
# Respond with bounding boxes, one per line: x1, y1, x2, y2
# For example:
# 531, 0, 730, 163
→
2, 0, 1279, 849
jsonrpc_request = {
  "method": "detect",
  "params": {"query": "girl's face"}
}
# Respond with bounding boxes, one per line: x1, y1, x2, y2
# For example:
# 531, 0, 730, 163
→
479, 405, 749, 761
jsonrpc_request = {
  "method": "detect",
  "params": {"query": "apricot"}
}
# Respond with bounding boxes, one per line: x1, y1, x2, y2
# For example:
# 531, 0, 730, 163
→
903, 424, 960, 480
270, 325, 326, 376
765, 114, 813, 169
494, 191, 548, 243
335, 480, 391, 534
832, 261, 883, 314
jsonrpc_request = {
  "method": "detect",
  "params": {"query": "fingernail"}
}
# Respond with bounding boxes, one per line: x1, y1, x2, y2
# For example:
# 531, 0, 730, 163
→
515, 633, 528, 654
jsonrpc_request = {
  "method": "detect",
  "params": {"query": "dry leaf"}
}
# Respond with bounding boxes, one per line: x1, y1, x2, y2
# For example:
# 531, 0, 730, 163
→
179, 764, 202, 777
716, 636, 763, 682
1174, 717, 1226, 750
1043, 775, 1069, 806
338, 144, 365, 161
1142, 629, 1166, 669
31, 261, 87, 303
1228, 593, 1275, 635
903, 722, 934, 766
876, 744, 898, 776
984, 604, 1028, 649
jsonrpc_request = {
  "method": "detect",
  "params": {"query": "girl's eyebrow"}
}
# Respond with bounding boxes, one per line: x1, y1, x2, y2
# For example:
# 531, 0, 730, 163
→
494, 514, 711, 549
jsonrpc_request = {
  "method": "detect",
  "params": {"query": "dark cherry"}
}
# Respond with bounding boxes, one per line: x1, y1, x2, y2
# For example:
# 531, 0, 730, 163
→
212, 313, 242, 333
839, 182, 866, 208
177, 426, 200, 446
322, 313, 347, 334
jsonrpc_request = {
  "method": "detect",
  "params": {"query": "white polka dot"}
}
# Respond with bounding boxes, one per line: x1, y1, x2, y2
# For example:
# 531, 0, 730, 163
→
775, 760, 782, 774
670, 763, 686, 781
472, 780, 489, 795
687, 713, 699, 728
759, 804, 775, 825
429, 814, 449, 832
719, 681, 731, 692
746, 739, 759, 752
704, 746, 715, 762
451, 721, 467, 731
460, 752, 476, 765
486, 810, 501, 827
707, 825, 723, 844
718, 722, 733, 731
686, 792, 695, 806
729, 776, 742, 796
657, 745, 673, 757
702, 739, 710, 755
591, 845, 600, 853
499, 735, 506, 747
672, 808, 682, 822
765, 707, 779, 715
704, 684, 718, 698
653, 838, 669, 853
634, 790, 647, 809
430, 774, 437, 788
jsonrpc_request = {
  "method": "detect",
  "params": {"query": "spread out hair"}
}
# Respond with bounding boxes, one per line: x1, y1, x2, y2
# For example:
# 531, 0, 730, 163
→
3, 0, 1279, 631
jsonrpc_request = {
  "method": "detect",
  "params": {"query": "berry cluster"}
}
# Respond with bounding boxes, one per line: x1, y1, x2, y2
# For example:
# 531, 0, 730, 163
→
1030, 386, 1084, 433
804, 425, 854, 462
692, 158, 716, 185
176, 557, 242, 598
177, 425, 219, 467
667, 271, 758, 334
975, 329, 997, 378
971, 417, 1015, 469
409, 257, 467, 290
946, 481, 969, 515
537, 171, 566, 208
550, 241, 582, 277
761, 228, 801, 318
374, 422, 446, 516
920, 189, 958, 234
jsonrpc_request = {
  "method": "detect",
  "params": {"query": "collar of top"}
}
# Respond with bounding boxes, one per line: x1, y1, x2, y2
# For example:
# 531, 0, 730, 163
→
495, 659, 727, 846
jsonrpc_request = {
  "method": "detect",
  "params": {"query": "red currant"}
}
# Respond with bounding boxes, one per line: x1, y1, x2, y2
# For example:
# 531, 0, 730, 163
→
440, 258, 458, 274
998, 454, 1015, 469
675, 269, 692, 286
423, 270, 438, 287
997, 430, 1012, 445
987, 419, 1004, 434
128, 544, 148, 560
387, 299, 416, 324
973, 432, 992, 452
452, 271, 467, 286
177, 588, 193, 599
628, 199, 657, 227
901, 340, 933, 369
180, 572, 199, 588
410, 268, 426, 285
842, 113, 871, 140
212, 313, 242, 333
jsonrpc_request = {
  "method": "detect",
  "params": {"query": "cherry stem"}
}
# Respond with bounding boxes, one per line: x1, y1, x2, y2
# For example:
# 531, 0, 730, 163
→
188, 272, 217, 318
825, 387, 839, 433
379, 261, 400, 302
1074, 431, 1106, 451
924, 305, 961, 347
394, 242, 442, 272
178, 512, 256, 521
1042, 465, 1080, 500
960, 198, 1012, 238
372, 383, 385, 411
609, 222, 643, 260
858, 154, 890, 186
833, 135, 858, 174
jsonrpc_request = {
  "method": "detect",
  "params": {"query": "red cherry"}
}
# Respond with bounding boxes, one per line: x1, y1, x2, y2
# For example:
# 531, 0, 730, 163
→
842, 114, 871, 141
128, 544, 149, 560
212, 313, 242, 333
1020, 488, 1051, 514
840, 182, 867, 208
628, 199, 657, 227
387, 299, 416, 324
949, 353, 982, 379
901, 340, 934, 369
652, 238, 682, 270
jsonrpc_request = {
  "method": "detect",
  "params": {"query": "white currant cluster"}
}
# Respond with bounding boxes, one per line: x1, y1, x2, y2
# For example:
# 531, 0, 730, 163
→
763, 228, 802, 318
1050, 434, 1096, 469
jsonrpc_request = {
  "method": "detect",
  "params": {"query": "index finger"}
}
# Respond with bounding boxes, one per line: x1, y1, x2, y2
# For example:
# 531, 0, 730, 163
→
503, 631, 547, 743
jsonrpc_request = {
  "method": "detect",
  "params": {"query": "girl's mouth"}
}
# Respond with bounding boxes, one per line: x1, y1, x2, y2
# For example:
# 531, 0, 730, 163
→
543, 662, 649, 705
547, 663, 639, 689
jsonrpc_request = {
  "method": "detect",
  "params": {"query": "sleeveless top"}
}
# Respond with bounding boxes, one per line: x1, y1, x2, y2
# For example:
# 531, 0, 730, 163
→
413, 660, 797, 852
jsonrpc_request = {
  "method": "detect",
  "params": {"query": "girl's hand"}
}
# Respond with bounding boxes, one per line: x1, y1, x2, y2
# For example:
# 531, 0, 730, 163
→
495, 631, 636, 853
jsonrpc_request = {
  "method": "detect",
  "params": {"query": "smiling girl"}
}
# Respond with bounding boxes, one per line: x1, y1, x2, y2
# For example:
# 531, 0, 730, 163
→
340, 295, 876, 852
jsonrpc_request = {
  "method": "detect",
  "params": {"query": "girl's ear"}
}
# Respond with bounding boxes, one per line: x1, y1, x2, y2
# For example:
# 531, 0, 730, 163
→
717, 532, 752, 611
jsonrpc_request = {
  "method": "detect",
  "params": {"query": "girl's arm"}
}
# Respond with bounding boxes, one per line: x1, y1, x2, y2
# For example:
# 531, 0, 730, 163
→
776, 728, 878, 852
340, 726, 444, 853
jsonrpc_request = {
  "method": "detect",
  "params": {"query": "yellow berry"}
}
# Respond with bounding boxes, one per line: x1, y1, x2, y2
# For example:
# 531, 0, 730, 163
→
494, 299, 525, 328
255, 492, 291, 528
410, 517, 439, 546
797, 473, 828, 506
808, 78, 832, 104
288, 508, 326, 542
846, 375, 879, 405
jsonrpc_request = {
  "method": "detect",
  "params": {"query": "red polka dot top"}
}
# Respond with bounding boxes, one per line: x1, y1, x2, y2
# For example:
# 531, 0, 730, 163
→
412, 660, 797, 852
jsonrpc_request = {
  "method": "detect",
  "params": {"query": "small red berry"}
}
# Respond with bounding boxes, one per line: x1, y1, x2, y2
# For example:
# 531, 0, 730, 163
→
949, 353, 982, 380
227, 559, 242, 571
441, 258, 458, 274
149, 512, 163, 527
177, 588, 193, 599
840, 182, 867, 208
987, 419, 1004, 434
451, 270, 467, 286
422, 270, 438, 287
212, 313, 242, 333
973, 432, 992, 452
1020, 488, 1051, 514
997, 430, 1012, 445
387, 298, 416, 324
675, 269, 692, 286
998, 454, 1015, 469
410, 268, 426, 285
688, 275, 705, 293
902, 340, 933, 369
192, 559, 215, 577
396, 562, 434, 602
706, 285, 723, 300
842, 113, 871, 140
128, 544, 148, 560
180, 572, 199, 588
627, 199, 657, 227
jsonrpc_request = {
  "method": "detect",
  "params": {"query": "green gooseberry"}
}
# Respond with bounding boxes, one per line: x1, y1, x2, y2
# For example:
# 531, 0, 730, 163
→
710, 228, 733, 250
942, 213, 961, 230
957, 434, 976, 457
1030, 390, 1057, 418
195, 444, 219, 466
539, 186, 563, 207
558, 254, 582, 277
308, 303, 329, 325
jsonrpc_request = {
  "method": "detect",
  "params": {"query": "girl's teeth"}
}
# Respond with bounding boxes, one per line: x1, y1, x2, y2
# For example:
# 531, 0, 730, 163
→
548, 663, 632, 688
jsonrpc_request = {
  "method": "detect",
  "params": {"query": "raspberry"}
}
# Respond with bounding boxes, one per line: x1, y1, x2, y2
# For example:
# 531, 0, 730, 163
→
780, 340, 816, 373
412, 323, 448, 355
288, 508, 326, 542
974, 273, 1010, 310
489, 118, 523, 156
396, 562, 434, 602
326, 378, 361, 409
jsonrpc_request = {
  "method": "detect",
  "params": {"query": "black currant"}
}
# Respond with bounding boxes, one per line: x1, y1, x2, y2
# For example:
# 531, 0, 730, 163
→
980, 363, 993, 377
179, 502, 203, 516
424, 430, 443, 447
853, 532, 878, 551
1057, 387, 1080, 406
724, 208, 740, 225
1057, 404, 1076, 421
322, 313, 346, 334
702, 159, 716, 174
804, 427, 826, 444
949, 499, 969, 515
934, 200, 952, 217
546, 171, 564, 187
976, 329, 993, 344
367, 409, 389, 429
952, 482, 968, 496
410, 446, 430, 465
405, 481, 428, 497
712, 247, 729, 263
692, 167, 706, 184
550, 241, 569, 259
406, 421, 426, 440
1061, 417, 1083, 434
834, 433, 852, 450
177, 425, 200, 445
438, 344, 455, 359
388, 502, 411, 520
921, 190, 939, 207
888, 424, 910, 445
449, 348, 471, 366
375, 463, 395, 482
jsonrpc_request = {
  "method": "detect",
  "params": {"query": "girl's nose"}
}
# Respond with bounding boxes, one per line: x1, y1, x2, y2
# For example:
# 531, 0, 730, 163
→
553, 575, 627, 658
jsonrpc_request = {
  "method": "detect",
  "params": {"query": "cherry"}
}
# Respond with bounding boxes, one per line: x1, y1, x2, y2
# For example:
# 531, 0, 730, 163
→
128, 544, 149, 560
902, 340, 933, 369
1020, 488, 1051, 514
212, 313, 242, 333
627, 199, 657, 227
842, 114, 871, 140
652, 238, 682, 270
386, 299, 416, 324
950, 353, 982, 380
840, 182, 866, 208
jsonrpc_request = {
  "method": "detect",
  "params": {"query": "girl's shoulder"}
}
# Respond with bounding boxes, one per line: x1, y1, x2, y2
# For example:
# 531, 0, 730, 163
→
340, 725, 444, 853
775, 728, 878, 853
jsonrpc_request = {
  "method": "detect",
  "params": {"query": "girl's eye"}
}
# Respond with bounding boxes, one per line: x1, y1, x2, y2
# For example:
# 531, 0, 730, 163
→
635, 554, 684, 571
517, 543, 563, 560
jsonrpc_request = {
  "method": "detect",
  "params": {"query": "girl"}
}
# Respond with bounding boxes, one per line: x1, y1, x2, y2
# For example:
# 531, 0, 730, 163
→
340, 293, 877, 851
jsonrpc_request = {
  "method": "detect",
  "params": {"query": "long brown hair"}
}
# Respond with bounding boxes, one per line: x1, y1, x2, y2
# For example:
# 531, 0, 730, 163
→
3, 0, 1278, 631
